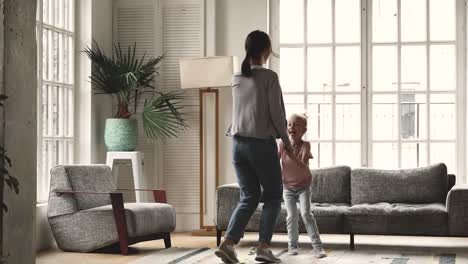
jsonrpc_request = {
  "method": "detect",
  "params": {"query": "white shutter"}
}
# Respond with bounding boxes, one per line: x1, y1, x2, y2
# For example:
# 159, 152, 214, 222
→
160, 0, 204, 213
114, 0, 158, 202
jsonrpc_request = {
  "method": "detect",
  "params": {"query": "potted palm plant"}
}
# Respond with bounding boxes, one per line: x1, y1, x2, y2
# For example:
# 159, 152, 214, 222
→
84, 41, 187, 151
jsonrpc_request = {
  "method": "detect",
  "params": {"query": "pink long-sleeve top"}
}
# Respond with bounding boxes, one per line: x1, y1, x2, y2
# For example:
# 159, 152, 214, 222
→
278, 141, 313, 189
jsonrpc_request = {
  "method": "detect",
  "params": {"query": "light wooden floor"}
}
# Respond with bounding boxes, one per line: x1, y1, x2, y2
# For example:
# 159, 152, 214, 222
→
36, 233, 468, 264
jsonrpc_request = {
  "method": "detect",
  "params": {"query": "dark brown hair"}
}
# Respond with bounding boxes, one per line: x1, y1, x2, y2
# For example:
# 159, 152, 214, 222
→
241, 30, 272, 77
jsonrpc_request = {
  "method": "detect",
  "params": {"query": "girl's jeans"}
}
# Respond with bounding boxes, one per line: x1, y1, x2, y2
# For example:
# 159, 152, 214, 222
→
283, 187, 322, 249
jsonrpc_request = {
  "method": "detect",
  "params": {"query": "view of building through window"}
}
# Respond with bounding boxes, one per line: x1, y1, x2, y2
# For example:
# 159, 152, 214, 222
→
278, 0, 460, 172
36, 0, 75, 202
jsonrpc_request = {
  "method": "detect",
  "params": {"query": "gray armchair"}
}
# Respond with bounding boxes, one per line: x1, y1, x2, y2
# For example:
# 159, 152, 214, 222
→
47, 165, 176, 255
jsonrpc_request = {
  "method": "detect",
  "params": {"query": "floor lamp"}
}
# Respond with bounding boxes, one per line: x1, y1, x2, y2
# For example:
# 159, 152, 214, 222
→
179, 56, 238, 232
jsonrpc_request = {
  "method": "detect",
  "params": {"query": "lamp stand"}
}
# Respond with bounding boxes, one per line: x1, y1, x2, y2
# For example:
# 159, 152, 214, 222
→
192, 87, 219, 236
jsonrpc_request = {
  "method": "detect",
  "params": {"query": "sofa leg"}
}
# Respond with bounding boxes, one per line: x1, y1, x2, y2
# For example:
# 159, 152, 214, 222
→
216, 228, 222, 247
164, 233, 172, 248
350, 234, 355, 250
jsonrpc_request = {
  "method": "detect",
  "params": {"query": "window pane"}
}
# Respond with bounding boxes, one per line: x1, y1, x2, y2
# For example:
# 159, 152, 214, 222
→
52, 85, 59, 136
311, 142, 332, 168
42, 29, 49, 80
372, 46, 397, 91
284, 95, 306, 118
68, 0, 74, 31
401, 45, 427, 91
336, 46, 360, 92
372, 0, 397, 43
43, 0, 49, 24
67, 87, 74, 137
430, 143, 455, 173
430, 0, 455, 41
308, 95, 332, 140
64, 0, 74, 31
401, 94, 426, 140
307, 0, 332, 44
280, 0, 304, 44
430, 45, 455, 91
307, 47, 332, 92
401, 143, 427, 168
335, 0, 360, 43
54, 0, 63, 28
45, 0, 53, 25
47, 29, 53, 81
372, 143, 398, 169
401, 0, 426, 42
430, 94, 455, 140
372, 94, 398, 140
280, 48, 304, 92
42, 84, 48, 136
336, 142, 361, 167
53, 31, 60, 82
58, 34, 64, 83
68, 35, 74, 84
336, 94, 360, 140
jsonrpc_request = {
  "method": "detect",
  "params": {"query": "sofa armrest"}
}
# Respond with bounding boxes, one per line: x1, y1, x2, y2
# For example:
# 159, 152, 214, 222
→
216, 184, 240, 230
447, 184, 468, 236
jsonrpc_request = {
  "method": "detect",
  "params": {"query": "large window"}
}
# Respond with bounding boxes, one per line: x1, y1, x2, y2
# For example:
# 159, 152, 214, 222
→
36, 0, 75, 202
278, 0, 464, 173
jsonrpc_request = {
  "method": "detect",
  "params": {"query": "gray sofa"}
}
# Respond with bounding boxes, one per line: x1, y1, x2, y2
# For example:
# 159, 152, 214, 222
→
216, 163, 468, 248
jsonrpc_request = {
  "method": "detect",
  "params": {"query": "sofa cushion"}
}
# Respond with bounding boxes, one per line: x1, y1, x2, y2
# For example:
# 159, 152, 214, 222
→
351, 163, 448, 205
344, 203, 448, 236
311, 166, 351, 204
244, 203, 350, 234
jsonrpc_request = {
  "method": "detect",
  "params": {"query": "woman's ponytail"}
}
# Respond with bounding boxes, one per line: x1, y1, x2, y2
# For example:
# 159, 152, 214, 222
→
241, 55, 252, 77
241, 30, 272, 78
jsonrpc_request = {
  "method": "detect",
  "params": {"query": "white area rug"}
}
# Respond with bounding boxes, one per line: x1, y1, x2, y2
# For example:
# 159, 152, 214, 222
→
128, 247, 458, 264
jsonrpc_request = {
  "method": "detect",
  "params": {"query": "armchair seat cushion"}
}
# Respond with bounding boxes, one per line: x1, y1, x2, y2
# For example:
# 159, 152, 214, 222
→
83, 203, 176, 237
344, 203, 448, 236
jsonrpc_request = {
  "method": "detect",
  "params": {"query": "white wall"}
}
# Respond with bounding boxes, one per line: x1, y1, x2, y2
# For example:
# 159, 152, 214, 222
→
91, 0, 114, 164
215, 0, 269, 185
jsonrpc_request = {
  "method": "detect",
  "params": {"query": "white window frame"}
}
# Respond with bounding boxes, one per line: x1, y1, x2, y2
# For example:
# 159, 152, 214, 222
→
36, 0, 76, 202
271, 0, 466, 178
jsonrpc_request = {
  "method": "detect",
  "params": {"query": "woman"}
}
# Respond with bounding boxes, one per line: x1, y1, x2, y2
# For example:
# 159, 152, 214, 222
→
215, 30, 293, 264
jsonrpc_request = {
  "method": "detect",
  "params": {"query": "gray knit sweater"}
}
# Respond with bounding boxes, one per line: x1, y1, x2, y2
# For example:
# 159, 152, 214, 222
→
227, 65, 291, 149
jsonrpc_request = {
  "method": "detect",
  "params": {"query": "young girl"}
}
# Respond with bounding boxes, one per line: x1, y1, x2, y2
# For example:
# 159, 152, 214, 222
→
278, 114, 327, 258
215, 30, 293, 264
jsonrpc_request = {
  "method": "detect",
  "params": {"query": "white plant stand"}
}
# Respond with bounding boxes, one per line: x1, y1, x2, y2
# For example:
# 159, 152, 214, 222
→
106, 151, 145, 203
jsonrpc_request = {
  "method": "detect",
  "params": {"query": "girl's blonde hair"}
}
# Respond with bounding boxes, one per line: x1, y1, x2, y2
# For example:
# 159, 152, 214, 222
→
289, 113, 308, 127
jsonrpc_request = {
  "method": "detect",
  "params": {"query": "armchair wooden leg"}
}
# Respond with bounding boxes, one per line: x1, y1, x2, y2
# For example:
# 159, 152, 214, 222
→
110, 193, 129, 255
164, 233, 172, 248
216, 228, 222, 247
350, 234, 355, 250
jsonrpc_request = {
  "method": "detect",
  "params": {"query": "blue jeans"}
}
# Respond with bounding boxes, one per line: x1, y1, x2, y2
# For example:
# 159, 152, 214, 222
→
225, 136, 283, 244
283, 187, 322, 248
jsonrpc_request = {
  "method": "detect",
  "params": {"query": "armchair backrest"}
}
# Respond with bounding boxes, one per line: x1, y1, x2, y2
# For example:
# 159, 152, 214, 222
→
48, 165, 116, 217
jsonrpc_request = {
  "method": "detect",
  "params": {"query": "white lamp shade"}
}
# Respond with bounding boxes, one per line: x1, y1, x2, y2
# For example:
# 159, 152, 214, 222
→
179, 56, 238, 89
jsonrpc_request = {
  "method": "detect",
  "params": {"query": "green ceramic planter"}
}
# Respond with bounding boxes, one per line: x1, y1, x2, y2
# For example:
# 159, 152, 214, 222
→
104, 118, 138, 151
